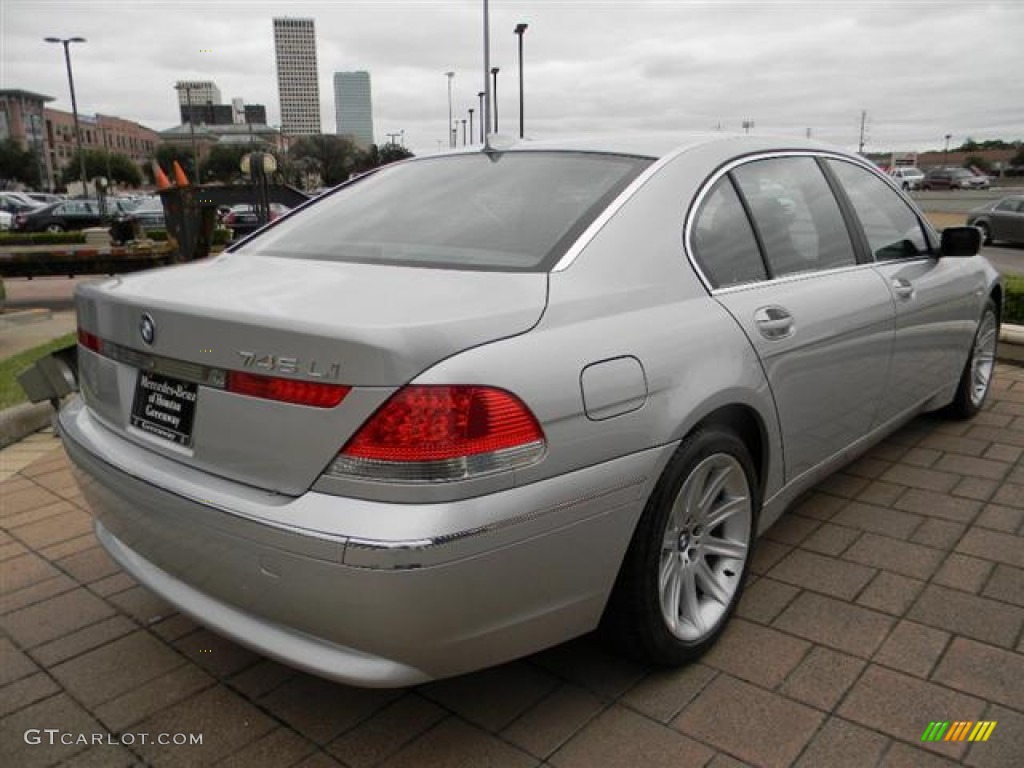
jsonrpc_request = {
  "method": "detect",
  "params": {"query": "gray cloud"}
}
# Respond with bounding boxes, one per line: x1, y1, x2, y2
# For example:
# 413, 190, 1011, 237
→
3, 0, 1021, 156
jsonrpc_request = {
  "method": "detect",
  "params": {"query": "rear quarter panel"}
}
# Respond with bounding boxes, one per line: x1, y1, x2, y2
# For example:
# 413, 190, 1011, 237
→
419, 139, 785, 502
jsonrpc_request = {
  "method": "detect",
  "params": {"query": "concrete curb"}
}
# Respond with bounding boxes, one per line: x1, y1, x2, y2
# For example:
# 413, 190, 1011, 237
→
0, 308, 53, 330
0, 401, 53, 450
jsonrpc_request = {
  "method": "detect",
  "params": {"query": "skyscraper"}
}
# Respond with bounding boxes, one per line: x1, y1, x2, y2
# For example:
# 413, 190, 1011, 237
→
272, 17, 321, 134
333, 71, 374, 147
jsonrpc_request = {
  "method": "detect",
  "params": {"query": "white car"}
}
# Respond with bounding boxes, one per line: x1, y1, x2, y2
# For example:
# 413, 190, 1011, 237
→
890, 167, 925, 191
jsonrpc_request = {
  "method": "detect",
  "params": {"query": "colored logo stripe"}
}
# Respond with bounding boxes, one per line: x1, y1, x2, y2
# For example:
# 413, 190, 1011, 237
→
921, 721, 997, 742
969, 722, 997, 742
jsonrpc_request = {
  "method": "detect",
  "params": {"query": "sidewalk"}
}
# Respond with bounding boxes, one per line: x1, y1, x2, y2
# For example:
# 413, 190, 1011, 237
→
1, 368, 1022, 766
0, 310, 76, 360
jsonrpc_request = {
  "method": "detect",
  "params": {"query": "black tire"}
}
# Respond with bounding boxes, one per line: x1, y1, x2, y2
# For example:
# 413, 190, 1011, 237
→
603, 426, 759, 665
946, 298, 999, 420
975, 222, 992, 246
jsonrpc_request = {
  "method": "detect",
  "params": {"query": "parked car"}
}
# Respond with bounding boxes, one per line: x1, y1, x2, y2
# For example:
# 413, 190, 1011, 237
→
967, 195, 1024, 245
122, 195, 166, 230
923, 167, 991, 190
890, 166, 925, 190
221, 202, 290, 237
14, 198, 133, 232
55, 134, 998, 687
24, 192, 64, 206
0, 191, 42, 216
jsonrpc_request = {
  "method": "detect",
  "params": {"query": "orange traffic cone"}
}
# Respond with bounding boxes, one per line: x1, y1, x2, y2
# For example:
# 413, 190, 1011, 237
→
172, 160, 190, 187
152, 162, 171, 190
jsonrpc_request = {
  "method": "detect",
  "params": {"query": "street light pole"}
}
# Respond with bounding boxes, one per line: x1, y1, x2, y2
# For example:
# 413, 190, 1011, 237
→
461, 119, 467, 146
514, 23, 528, 138
944, 133, 952, 166
477, 92, 485, 142
45, 36, 89, 201
468, 109, 474, 145
445, 71, 455, 148
490, 67, 500, 133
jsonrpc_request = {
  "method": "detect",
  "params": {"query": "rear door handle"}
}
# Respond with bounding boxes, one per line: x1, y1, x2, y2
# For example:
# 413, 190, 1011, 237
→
892, 278, 915, 300
753, 306, 794, 340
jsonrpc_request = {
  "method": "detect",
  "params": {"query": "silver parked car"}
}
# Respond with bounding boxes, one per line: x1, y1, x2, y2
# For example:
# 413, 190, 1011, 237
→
889, 166, 925, 191
56, 134, 999, 687
967, 195, 1024, 245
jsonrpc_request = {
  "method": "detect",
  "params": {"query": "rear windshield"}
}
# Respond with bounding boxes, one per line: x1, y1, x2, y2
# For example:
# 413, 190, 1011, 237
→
238, 151, 651, 271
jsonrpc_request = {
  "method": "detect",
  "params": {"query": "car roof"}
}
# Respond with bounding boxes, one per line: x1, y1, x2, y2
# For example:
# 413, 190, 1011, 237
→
429, 132, 846, 162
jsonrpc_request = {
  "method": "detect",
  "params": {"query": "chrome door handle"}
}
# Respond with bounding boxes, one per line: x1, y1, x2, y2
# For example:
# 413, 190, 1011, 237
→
754, 307, 794, 340
892, 278, 914, 300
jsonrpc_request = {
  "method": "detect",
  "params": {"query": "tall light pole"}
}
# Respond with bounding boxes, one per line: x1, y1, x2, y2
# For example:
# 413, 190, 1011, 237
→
445, 71, 455, 148
477, 92, 485, 142
514, 23, 528, 138
490, 67, 500, 132
461, 119, 467, 146
174, 83, 200, 183
468, 108, 474, 145
944, 133, 952, 166
45, 36, 89, 201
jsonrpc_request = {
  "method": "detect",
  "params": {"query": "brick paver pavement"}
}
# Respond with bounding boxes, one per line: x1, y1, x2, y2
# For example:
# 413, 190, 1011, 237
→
2, 367, 1023, 767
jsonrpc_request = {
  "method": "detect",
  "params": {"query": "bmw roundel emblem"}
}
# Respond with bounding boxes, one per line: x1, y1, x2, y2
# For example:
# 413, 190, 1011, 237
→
140, 313, 156, 345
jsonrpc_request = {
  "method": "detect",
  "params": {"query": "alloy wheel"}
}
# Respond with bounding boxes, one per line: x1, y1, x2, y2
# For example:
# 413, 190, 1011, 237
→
658, 452, 752, 642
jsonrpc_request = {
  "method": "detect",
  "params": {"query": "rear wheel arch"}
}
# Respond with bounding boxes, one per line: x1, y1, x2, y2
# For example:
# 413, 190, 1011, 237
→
691, 403, 768, 500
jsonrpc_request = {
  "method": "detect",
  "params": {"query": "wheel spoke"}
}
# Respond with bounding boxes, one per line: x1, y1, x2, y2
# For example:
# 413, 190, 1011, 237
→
697, 463, 731, 519
661, 556, 683, 633
701, 535, 748, 560
679, 566, 704, 634
695, 560, 731, 605
683, 461, 712, 516
659, 552, 677, 596
702, 495, 748, 532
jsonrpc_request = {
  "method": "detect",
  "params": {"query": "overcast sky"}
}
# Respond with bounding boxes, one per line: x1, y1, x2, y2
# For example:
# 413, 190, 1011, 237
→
2, 0, 1021, 157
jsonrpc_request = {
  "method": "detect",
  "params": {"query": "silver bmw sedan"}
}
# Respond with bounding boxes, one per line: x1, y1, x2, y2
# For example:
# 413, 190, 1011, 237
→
58, 134, 1000, 686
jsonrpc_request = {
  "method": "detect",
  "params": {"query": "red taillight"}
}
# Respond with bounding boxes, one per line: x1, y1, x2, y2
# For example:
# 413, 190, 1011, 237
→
226, 371, 350, 408
341, 385, 544, 462
77, 328, 103, 354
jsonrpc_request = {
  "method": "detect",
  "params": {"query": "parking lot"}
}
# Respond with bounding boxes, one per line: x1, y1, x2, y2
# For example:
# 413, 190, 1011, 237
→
1, 365, 1022, 767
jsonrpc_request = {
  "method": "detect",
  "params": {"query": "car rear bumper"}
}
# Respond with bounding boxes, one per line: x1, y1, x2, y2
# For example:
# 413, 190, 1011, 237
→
59, 397, 667, 686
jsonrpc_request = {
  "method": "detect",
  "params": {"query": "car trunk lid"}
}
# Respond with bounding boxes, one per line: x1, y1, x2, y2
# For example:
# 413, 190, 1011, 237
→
75, 253, 547, 494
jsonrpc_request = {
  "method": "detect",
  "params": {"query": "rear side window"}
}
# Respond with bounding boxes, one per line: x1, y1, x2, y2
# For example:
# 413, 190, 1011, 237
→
691, 177, 766, 289
240, 152, 650, 272
827, 160, 931, 260
732, 157, 857, 278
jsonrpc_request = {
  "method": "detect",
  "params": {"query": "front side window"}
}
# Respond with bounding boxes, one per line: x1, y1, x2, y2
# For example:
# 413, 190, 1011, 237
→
240, 152, 650, 271
732, 157, 857, 278
691, 177, 766, 289
828, 160, 931, 261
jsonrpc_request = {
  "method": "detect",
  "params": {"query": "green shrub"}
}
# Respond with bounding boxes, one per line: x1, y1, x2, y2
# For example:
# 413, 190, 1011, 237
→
0, 232, 87, 247
1003, 276, 1024, 326
142, 228, 229, 245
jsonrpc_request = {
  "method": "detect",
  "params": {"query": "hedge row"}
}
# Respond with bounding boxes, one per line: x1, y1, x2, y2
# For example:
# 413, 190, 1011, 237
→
145, 228, 232, 245
0, 232, 87, 246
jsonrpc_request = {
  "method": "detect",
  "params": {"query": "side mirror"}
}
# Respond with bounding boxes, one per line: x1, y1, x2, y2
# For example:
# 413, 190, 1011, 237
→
940, 226, 982, 258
